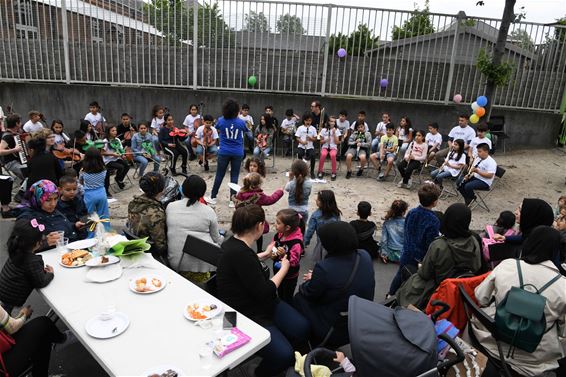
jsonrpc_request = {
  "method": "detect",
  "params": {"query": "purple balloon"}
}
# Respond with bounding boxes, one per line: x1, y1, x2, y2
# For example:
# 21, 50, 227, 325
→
380, 78, 388, 88
337, 48, 347, 58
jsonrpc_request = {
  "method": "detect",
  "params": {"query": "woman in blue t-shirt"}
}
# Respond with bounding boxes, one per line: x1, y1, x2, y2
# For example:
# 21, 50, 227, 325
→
205, 99, 248, 206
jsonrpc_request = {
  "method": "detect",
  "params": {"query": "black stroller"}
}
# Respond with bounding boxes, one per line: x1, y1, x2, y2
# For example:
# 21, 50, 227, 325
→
288, 296, 464, 377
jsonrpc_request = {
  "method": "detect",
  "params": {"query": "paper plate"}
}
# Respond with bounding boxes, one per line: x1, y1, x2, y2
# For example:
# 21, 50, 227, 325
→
85, 255, 120, 267
142, 365, 186, 377
183, 301, 223, 321
67, 238, 98, 250
129, 274, 167, 294
86, 263, 123, 283
228, 182, 241, 192
85, 312, 129, 339
59, 252, 93, 268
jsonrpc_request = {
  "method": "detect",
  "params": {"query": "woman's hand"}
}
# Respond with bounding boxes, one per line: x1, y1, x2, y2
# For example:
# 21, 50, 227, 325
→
19, 305, 33, 319
46, 232, 61, 246
303, 269, 313, 281
280, 254, 290, 271
493, 234, 505, 241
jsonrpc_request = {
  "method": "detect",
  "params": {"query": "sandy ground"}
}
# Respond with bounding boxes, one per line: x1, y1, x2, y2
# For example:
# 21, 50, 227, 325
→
107, 147, 566, 234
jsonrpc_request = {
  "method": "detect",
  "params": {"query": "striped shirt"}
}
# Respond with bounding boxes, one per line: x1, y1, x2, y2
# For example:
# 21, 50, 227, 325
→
80, 171, 106, 190
0, 305, 25, 334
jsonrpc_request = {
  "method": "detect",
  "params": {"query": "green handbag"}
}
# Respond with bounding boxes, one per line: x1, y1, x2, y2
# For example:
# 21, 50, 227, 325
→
495, 259, 562, 356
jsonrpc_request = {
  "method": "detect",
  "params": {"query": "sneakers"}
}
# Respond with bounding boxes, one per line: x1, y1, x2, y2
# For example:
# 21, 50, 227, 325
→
356, 168, 363, 177
116, 180, 125, 190
310, 172, 316, 180
378, 172, 385, 181
406, 179, 413, 189
198, 159, 203, 166
264, 153, 270, 158
170, 168, 178, 176
229, 201, 235, 208
204, 162, 209, 172
397, 181, 405, 188
204, 197, 217, 205
331, 173, 337, 181
346, 171, 352, 179
317, 172, 324, 179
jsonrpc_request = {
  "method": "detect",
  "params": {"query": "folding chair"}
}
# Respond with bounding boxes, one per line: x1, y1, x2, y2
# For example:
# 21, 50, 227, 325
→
470, 166, 506, 212
439, 169, 465, 200
459, 285, 513, 377
179, 234, 223, 296
487, 116, 508, 154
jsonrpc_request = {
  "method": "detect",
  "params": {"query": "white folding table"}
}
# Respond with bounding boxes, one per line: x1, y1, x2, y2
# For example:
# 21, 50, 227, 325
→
38, 249, 270, 376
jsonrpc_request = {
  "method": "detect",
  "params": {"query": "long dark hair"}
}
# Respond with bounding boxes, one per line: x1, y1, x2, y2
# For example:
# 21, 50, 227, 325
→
384, 199, 408, 220
105, 125, 117, 140
80, 119, 96, 140
259, 113, 274, 131
82, 147, 106, 173
277, 208, 305, 236
291, 160, 308, 203
151, 104, 164, 118
449, 139, 465, 162
401, 117, 412, 135
245, 157, 266, 177
8, 218, 43, 266
222, 98, 240, 119
317, 190, 341, 219
27, 137, 47, 157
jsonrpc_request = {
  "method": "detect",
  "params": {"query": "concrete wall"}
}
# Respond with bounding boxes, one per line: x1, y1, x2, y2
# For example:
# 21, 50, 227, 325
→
0, 82, 561, 147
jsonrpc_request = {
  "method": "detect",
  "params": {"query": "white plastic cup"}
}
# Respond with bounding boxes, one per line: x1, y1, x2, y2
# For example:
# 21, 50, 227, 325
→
199, 346, 213, 369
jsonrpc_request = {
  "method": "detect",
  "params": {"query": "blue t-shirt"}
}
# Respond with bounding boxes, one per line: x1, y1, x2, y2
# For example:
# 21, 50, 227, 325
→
215, 116, 248, 157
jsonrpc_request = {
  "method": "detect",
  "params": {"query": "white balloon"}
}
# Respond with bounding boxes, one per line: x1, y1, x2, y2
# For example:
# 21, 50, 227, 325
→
471, 101, 480, 111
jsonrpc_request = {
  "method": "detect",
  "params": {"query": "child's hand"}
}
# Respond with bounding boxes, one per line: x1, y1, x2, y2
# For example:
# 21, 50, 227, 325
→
46, 232, 60, 246
168, 143, 175, 148
333, 351, 346, 363
276, 247, 286, 257
44, 265, 54, 273
19, 305, 33, 319
303, 269, 313, 281
75, 221, 85, 229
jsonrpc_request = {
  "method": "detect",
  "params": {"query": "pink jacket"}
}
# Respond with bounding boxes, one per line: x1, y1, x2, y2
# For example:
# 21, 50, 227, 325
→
273, 226, 304, 279
235, 188, 284, 234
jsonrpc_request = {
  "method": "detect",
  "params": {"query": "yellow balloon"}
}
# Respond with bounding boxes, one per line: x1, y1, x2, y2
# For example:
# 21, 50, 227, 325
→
470, 114, 479, 124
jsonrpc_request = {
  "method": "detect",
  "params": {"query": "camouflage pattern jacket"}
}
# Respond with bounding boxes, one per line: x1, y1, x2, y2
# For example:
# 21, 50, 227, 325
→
127, 195, 167, 252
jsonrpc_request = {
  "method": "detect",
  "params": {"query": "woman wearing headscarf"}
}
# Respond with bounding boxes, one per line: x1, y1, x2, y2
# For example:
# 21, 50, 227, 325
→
17, 179, 79, 251
166, 175, 223, 282
472, 226, 566, 377
397, 203, 483, 309
493, 198, 554, 245
294, 221, 375, 345
127, 172, 167, 260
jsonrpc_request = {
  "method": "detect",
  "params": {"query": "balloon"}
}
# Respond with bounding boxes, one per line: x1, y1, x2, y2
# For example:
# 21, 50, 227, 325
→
470, 114, 479, 124
477, 95, 488, 107
248, 75, 257, 86
471, 101, 479, 111
453, 94, 462, 103
337, 48, 347, 58
475, 107, 486, 117
380, 79, 388, 88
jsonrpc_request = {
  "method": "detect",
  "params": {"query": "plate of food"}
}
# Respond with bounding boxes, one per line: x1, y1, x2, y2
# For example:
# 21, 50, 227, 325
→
144, 365, 185, 377
60, 249, 93, 268
66, 238, 98, 250
183, 301, 223, 321
85, 255, 120, 267
129, 275, 166, 294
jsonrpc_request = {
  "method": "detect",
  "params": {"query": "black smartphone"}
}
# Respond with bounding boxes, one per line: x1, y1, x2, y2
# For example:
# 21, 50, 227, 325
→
223, 311, 237, 329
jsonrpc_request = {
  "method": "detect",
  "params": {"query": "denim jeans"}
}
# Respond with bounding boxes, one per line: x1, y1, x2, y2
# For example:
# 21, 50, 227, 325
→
195, 144, 218, 157
134, 155, 160, 177
457, 177, 489, 202
430, 169, 453, 185
210, 154, 243, 199
253, 146, 271, 157
255, 300, 310, 377
371, 137, 380, 153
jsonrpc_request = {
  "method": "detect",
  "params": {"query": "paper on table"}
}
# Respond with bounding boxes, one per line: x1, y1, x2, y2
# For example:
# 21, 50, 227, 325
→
119, 253, 155, 269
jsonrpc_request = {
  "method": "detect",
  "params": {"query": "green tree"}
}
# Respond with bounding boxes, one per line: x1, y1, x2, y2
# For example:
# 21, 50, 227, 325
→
245, 11, 270, 32
276, 14, 305, 34
509, 29, 534, 51
328, 23, 379, 56
392, 1, 435, 40
144, 0, 232, 46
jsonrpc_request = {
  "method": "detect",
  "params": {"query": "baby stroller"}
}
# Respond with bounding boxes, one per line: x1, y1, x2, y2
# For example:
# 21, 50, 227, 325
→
159, 175, 182, 208
288, 296, 464, 377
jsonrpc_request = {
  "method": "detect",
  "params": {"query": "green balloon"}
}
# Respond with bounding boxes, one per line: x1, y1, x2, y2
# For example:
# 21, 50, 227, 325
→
248, 75, 257, 86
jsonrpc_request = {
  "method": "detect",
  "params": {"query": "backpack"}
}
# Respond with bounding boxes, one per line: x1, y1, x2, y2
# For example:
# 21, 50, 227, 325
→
494, 259, 562, 356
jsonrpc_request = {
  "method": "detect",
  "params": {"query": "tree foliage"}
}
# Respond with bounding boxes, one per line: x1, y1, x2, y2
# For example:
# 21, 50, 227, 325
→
245, 11, 270, 32
328, 23, 379, 56
144, 0, 232, 46
276, 14, 305, 35
392, 2, 435, 40
509, 29, 534, 51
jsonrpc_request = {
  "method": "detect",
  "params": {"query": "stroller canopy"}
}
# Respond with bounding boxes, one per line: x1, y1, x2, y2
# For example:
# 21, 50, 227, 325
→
348, 296, 438, 377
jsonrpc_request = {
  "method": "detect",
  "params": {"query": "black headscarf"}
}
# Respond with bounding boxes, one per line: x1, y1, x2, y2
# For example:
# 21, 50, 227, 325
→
519, 198, 554, 237
521, 225, 560, 265
318, 221, 359, 257
181, 175, 207, 206
440, 203, 472, 239
138, 172, 165, 198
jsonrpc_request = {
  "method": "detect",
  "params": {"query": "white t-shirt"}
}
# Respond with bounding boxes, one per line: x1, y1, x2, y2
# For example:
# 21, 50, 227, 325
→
471, 155, 497, 186
320, 128, 342, 149
238, 114, 254, 130
425, 132, 443, 149
53, 133, 70, 146
280, 118, 297, 135
195, 125, 219, 142
350, 121, 369, 132
442, 151, 467, 177
182, 114, 202, 134
150, 117, 164, 130
102, 138, 122, 164
397, 126, 414, 142
469, 136, 492, 157
84, 112, 105, 127
448, 125, 476, 145
336, 119, 350, 134
374, 121, 390, 138
23, 120, 44, 134
295, 125, 317, 149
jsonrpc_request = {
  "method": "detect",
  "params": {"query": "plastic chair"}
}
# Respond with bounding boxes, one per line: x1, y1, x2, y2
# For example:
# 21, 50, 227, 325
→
179, 234, 223, 296
470, 166, 506, 212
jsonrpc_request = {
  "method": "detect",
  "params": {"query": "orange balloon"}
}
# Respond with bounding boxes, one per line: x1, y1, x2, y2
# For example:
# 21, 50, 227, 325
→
475, 107, 486, 117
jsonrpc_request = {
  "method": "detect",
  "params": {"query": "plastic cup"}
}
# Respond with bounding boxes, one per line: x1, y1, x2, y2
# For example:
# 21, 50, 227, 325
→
99, 305, 116, 321
199, 346, 213, 369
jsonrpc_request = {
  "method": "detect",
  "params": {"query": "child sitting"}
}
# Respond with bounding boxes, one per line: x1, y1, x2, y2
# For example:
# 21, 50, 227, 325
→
0, 218, 54, 313
305, 190, 342, 262
345, 122, 372, 179
195, 114, 219, 171
380, 199, 409, 263
56, 175, 87, 240
317, 115, 342, 181
265, 208, 304, 303
396, 116, 414, 160
285, 160, 312, 221
132, 122, 161, 177
349, 201, 380, 258
234, 172, 284, 252
430, 138, 466, 189
554, 195, 566, 218
490, 210, 516, 236
280, 109, 299, 157
244, 156, 266, 177
370, 123, 398, 181
397, 130, 428, 189
371, 112, 391, 152
295, 113, 317, 179
425, 122, 442, 165
254, 114, 275, 159
337, 110, 350, 160
554, 215, 566, 268
468, 123, 492, 159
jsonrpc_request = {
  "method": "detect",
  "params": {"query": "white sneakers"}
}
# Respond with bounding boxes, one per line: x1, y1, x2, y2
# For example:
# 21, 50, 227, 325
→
397, 181, 404, 188
204, 197, 217, 205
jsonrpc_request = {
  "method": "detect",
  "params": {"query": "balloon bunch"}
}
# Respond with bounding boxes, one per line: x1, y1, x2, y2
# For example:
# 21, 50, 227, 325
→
470, 95, 488, 124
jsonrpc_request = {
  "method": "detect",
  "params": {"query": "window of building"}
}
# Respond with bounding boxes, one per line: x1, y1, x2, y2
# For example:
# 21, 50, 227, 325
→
91, 19, 103, 43
14, 0, 38, 39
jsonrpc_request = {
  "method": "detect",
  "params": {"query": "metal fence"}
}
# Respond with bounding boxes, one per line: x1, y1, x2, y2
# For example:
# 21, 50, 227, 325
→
1, 0, 565, 112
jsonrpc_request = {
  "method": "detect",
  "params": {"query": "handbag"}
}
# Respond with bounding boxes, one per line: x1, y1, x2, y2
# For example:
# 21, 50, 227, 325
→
0, 330, 15, 377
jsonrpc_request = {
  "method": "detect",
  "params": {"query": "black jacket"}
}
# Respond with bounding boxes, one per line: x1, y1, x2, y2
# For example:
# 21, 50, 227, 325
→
0, 253, 53, 307
26, 153, 63, 191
